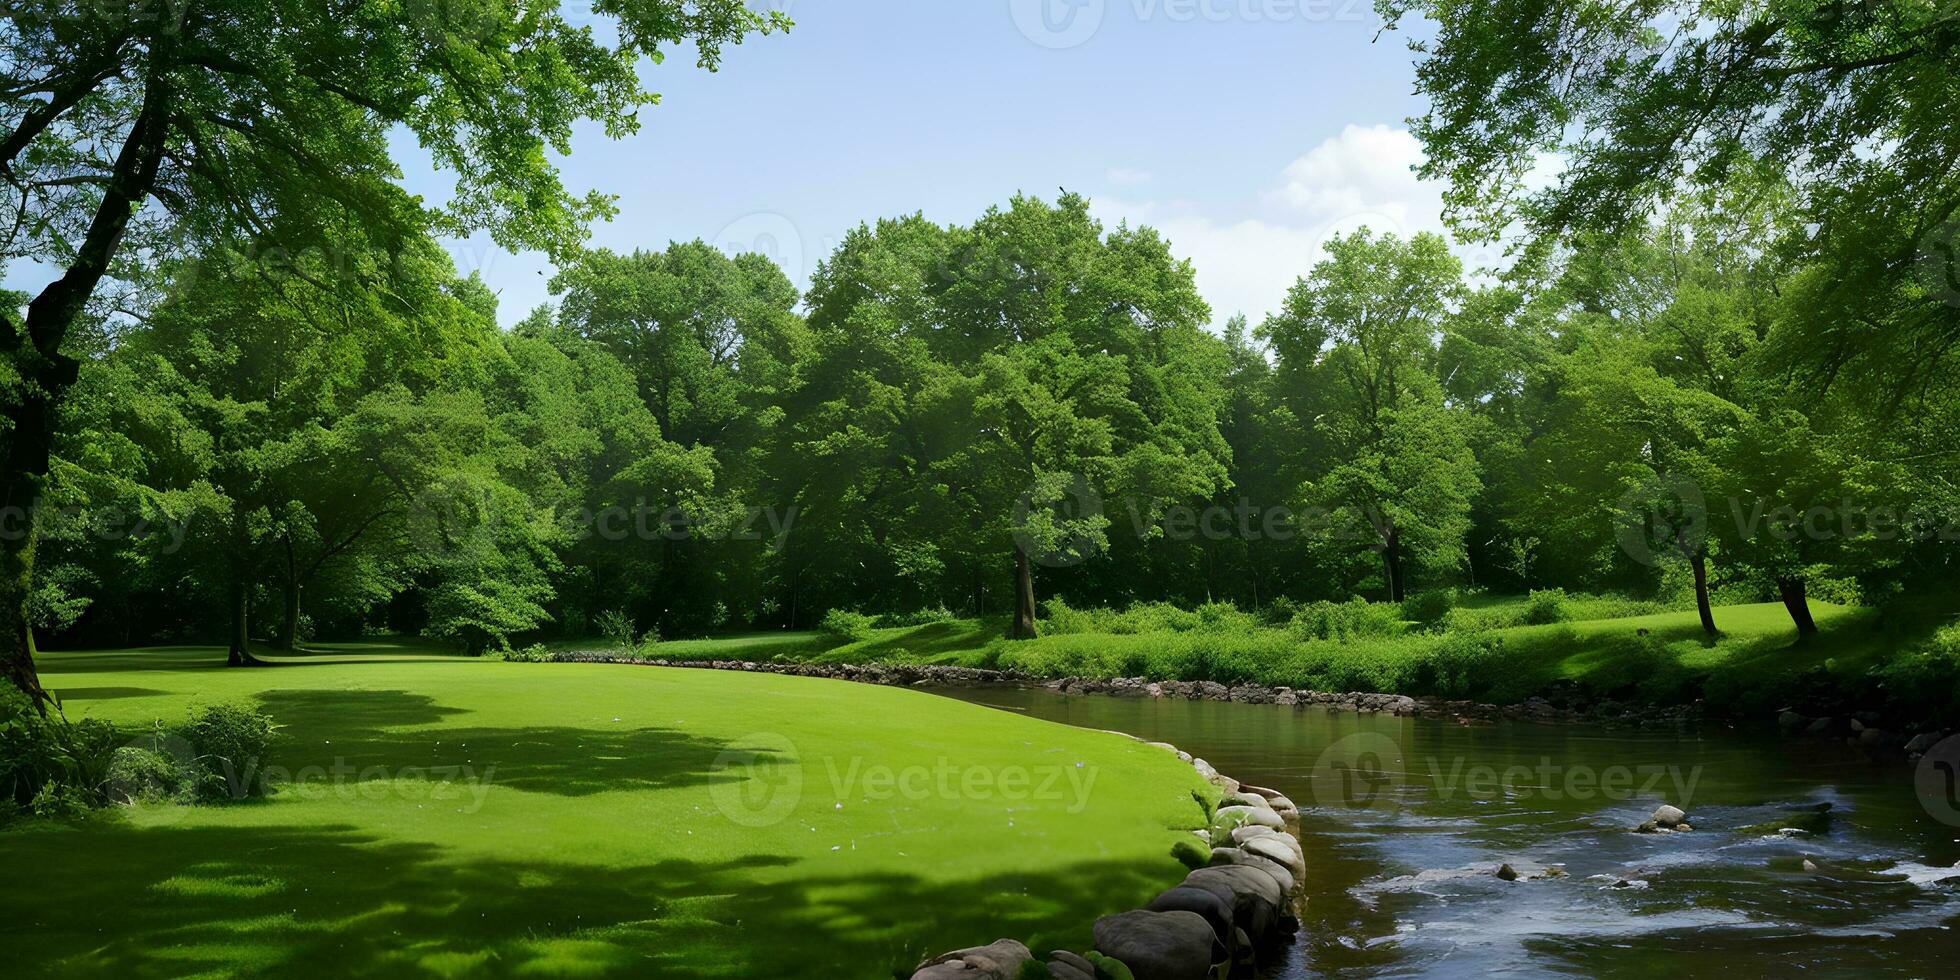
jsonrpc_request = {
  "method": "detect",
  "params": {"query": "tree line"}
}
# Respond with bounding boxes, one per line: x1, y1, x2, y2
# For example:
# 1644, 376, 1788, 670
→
20, 183, 1958, 668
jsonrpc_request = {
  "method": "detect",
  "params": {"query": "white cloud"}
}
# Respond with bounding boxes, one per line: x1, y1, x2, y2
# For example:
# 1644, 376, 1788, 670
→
1095, 123, 1526, 327
1268, 124, 1439, 234
1105, 167, 1154, 186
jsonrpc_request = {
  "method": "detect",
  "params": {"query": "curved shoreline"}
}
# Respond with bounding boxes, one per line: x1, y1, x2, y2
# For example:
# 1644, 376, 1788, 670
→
552, 649, 1940, 768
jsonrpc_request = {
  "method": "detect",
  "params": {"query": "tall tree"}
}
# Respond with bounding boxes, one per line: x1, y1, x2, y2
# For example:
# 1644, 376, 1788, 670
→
785, 196, 1231, 636
1263, 230, 1479, 602
0, 0, 786, 700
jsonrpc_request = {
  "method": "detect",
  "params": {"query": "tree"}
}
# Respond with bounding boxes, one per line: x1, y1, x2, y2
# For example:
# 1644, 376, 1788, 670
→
547, 241, 806, 634
90, 232, 507, 664
1707, 410, 1909, 638
784, 195, 1231, 636
0, 0, 787, 700
1263, 230, 1479, 602
1382, 0, 1960, 394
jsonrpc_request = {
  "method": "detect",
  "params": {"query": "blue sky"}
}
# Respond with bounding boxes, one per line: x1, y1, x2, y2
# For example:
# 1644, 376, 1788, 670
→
8, 1, 1473, 329
403, 0, 1474, 327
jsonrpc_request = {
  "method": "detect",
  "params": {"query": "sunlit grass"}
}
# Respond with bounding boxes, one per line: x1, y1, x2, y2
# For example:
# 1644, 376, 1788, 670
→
12, 643, 1209, 978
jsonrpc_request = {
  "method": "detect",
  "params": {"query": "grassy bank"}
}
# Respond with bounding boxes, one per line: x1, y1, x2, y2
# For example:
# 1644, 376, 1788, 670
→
610, 595, 1960, 726
9, 645, 1210, 977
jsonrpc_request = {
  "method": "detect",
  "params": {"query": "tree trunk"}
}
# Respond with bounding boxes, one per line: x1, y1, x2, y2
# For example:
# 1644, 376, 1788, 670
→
1777, 577, 1819, 639
0, 61, 171, 701
278, 579, 302, 650
1008, 550, 1038, 640
226, 579, 263, 667
972, 565, 985, 618
0, 365, 60, 708
1381, 528, 1404, 604
1691, 552, 1717, 635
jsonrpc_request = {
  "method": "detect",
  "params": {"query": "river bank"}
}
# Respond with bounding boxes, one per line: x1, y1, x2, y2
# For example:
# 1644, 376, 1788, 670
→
547, 649, 1956, 778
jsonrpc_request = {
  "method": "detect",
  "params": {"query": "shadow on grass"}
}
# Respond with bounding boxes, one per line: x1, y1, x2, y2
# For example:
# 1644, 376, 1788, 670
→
52, 686, 172, 702
258, 690, 751, 798
0, 821, 1176, 978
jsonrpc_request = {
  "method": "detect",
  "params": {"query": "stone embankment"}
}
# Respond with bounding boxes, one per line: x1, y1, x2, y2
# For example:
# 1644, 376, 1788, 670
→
910, 739, 1305, 980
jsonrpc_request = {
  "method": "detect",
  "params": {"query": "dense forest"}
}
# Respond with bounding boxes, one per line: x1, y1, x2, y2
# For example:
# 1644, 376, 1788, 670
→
19, 182, 1958, 663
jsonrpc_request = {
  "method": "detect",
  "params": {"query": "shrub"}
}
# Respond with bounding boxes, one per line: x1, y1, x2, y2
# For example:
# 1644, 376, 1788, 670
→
501, 643, 555, 663
105, 745, 191, 804
1522, 589, 1571, 625
820, 609, 879, 644
1287, 598, 1403, 641
179, 703, 278, 801
1, 686, 123, 817
29, 781, 93, 820
1401, 589, 1458, 628
1410, 632, 1503, 699
595, 609, 638, 652
880, 606, 957, 628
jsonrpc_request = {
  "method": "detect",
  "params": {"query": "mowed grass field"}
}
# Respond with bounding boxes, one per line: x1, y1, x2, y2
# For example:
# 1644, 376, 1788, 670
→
5, 646, 1210, 978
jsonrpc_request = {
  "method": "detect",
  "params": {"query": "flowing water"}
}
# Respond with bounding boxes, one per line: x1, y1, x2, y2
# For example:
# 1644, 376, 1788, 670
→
931, 687, 1960, 978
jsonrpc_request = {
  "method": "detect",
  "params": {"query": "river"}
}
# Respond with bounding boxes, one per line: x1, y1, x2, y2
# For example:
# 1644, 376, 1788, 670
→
931, 687, 1960, 977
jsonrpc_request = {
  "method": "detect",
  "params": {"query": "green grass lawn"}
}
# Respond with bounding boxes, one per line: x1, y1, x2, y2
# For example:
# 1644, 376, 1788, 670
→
6, 645, 1211, 978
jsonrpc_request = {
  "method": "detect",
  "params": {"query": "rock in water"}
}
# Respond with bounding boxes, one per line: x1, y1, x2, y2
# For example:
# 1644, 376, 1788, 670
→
1496, 863, 1520, 881
1093, 909, 1223, 980
1652, 804, 1687, 828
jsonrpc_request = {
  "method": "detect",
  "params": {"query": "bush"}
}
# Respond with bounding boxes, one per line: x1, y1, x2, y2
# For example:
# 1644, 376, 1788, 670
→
1522, 589, 1571, 625
595, 609, 638, 652
1287, 598, 1403, 641
105, 745, 191, 804
179, 703, 278, 801
879, 606, 957, 628
1, 686, 122, 817
502, 643, 555, 663
820, 609, 879, 644
1401, 589, 1458, 628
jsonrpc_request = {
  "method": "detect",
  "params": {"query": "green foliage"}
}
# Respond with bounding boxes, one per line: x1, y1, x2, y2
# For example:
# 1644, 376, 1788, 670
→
501, 644, 556, 664
879, 606, 958, 628
1870, 625, 1960, 728
179, 704, 278, 802
1522, 589, 1572, 626
105, 746, 192, 804
820, 609, 880, 644
1401, 589, 1458, 628
1287, 599, 1404, 642
0, 686, 122, 817
596, 610, 640, 653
